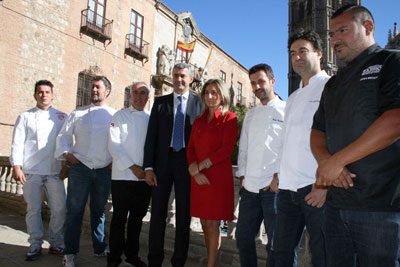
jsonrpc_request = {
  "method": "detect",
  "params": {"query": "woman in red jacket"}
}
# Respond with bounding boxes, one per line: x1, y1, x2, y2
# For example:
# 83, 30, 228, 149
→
187, 79, 238, 267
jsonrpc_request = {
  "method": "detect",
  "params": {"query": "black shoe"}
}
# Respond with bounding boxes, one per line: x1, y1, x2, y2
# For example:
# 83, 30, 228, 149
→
107, 256, 121, 267
126, 257, 147, 267
49, 246, 65, 256
25, 247, 42, 261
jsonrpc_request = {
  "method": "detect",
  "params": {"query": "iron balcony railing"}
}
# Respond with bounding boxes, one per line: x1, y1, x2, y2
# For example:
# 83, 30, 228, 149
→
124, 33, 149, 61
80, 8, 113, 43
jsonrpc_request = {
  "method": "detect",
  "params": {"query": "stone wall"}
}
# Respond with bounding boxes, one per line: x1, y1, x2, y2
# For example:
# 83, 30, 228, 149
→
0, 0, 155, 155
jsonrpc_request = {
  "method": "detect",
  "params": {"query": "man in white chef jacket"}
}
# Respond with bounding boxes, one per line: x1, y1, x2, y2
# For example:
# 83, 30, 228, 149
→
273, 30, 330, 267
236, 64, 285, 267
55, 76, 116, 267
107, 81, 151, 267
10, 80, 67, 261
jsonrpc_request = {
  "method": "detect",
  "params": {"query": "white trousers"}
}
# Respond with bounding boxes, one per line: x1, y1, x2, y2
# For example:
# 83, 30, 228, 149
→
23, 174, 66, 248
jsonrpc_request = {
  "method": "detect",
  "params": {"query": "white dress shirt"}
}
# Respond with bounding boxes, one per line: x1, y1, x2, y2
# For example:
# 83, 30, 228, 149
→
108, 106, 150, 181
171, 91, 189, 148
278, 71, 330, 191
55, 103, 116, 169
237, 96, 286, 193
10, 107, 67, 175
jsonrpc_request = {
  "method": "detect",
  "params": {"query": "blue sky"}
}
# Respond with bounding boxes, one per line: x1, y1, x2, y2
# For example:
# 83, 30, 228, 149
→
161, 0, 399, 100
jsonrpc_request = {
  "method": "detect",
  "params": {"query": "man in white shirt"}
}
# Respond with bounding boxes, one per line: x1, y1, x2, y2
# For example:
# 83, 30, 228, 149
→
107, 81, 151, 267
10, 80, 67, 261
236, 64, 285, 267
273, 30, 330, 267
55, 76, 116, 267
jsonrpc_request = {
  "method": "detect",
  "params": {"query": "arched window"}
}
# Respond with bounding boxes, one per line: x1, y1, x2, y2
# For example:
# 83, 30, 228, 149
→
299, 2, 305, 21
124, 86, 131, 108
76, 72, 94, 108
307, 0, 312, 15
76, 66, 103, 108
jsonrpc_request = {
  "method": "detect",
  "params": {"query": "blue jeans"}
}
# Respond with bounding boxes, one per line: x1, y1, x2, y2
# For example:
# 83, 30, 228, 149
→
273, 185, 325, 267
236, 187, 277, 267
64, 162, 111, 254
324, 204, 400, 267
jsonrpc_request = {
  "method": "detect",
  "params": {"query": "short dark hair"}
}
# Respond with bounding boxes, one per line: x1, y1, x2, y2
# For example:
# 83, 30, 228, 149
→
173, 62, 194, 77
93, 76, 111, 90
288, 29, 323, 52
93, 75, 111, 94
248, 64, 274, 80
331, 4, 374, 24
34, 80, 54, 93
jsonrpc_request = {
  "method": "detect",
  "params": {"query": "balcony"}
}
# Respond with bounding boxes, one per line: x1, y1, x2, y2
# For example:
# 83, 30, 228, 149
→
80, 8, 113, 47
124, 34, 149, 62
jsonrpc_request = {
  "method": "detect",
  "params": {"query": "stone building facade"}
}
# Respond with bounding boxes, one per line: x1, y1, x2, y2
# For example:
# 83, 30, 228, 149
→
386, 22, 400, 49
151, 5, 252, 106
0, 0, 252, 156
288, 0, 361, 94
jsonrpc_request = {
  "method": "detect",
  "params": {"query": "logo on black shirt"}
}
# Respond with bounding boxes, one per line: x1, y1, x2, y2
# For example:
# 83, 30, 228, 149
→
361, 65, 382, 76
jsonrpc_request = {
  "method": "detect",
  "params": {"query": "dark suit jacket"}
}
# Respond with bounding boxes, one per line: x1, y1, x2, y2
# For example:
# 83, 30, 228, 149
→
143, 92, 202, 175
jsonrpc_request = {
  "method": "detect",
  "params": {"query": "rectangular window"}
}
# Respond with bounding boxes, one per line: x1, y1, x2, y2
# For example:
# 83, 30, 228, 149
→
124, 87, 131, 108
237, 82, 242, 103
220, 70, 226, 83
76, 73, 94, 108
88, 0, 106, 28
129, 9, 144, 49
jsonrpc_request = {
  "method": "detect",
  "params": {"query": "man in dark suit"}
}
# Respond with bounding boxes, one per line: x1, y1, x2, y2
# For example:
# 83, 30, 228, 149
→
144, 63, 202, 267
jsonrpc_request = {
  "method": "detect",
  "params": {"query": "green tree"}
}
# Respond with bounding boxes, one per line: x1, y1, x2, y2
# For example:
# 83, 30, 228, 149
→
230, 104, 249, 165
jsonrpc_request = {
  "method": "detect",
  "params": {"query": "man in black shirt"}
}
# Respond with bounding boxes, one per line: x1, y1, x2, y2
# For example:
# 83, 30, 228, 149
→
311, 5, 400, 267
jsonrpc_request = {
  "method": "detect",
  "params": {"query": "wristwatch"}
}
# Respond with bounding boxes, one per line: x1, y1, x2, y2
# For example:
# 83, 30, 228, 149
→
204, 159, 211, 169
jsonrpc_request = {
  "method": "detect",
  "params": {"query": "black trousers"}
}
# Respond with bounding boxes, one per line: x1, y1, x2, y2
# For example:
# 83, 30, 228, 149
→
108, 180, 151, 264
148, 150, 191, 267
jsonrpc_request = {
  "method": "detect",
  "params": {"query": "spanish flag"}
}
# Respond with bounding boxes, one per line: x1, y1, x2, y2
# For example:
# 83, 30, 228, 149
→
177, 40, 196, 53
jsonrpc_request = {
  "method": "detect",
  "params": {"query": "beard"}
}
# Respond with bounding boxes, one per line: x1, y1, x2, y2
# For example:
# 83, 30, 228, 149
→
255, 88, 268, 100
91, 96, 104, 104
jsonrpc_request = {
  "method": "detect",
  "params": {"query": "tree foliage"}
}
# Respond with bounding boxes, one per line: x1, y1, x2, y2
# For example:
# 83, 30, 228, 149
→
229, 104, 249, 165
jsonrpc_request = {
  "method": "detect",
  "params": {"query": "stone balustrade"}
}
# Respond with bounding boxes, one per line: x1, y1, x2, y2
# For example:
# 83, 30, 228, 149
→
0, 156, 23, 196
0, 156, 27, 216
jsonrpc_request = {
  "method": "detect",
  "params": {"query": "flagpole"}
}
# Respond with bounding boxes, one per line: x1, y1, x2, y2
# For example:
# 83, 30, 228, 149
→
187, 51, 193, 63
174, 41, 179, 65
200, 46, 213, 80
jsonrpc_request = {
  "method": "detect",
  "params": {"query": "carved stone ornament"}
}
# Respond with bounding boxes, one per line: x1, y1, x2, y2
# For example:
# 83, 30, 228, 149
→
182, 18, 193, 43
156, 45, 175, 76
81, 65, 104, 76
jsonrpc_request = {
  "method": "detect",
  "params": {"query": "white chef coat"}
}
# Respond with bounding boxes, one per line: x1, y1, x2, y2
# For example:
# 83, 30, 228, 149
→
55, 103, 116, 169
237, 96, 286, 193
108, 106, 150, 181
278, 71, 330, 191
10, 107, 67, 175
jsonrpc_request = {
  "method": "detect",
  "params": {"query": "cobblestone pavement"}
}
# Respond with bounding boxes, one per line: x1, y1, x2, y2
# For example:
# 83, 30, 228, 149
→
0, 184, 311, 267
0, 208, 247, 267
